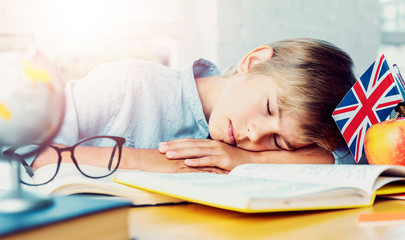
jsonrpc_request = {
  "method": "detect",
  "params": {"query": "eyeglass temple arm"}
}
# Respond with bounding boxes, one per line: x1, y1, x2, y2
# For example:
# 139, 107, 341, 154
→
3, 148, 35, 177
108, 145, 118, 171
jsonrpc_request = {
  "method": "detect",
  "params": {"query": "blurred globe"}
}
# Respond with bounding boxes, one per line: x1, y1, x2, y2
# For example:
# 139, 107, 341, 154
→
0, 48, 65, 147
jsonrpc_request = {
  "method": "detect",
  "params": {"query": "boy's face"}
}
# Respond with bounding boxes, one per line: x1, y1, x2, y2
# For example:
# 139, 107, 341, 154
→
208, 74, 312, 151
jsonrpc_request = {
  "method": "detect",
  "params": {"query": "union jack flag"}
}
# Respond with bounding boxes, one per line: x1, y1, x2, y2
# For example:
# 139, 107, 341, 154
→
332, 54, 404, 163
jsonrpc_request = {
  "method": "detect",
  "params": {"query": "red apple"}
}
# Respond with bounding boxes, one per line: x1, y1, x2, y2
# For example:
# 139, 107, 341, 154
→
364, 117, 405, 165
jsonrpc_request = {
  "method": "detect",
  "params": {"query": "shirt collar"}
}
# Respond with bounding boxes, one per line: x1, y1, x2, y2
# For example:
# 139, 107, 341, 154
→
192, 59, 220, 79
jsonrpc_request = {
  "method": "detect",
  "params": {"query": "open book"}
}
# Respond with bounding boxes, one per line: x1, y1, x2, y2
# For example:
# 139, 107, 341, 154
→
114, 163, 405, 213
26, 163, 184, 206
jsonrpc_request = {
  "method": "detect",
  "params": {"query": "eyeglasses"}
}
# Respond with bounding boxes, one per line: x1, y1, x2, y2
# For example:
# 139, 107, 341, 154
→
6, 136, 125, 186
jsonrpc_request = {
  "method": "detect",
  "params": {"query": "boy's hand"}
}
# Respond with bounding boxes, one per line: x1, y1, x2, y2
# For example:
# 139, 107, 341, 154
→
158, 139, 335, 170
122, 147, 227, 174
158, 138, 258, 171
134, 158, 226, 174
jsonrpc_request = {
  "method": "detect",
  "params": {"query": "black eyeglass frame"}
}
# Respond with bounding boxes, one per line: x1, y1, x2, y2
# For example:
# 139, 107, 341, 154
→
12, 136, 126, 186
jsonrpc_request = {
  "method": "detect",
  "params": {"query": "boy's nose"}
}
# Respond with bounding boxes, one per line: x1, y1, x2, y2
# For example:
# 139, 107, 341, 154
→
247, 122, 260, 144
247, 122, 268, 144
246, 118, 278, 145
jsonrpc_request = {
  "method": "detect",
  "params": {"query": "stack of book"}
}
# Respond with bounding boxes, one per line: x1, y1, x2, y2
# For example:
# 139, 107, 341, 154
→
0, 195, 131, 239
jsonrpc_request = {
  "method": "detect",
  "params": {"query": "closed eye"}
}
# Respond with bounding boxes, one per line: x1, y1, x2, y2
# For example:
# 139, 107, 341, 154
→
267, 99, 272, 116
273, 134, 281, 149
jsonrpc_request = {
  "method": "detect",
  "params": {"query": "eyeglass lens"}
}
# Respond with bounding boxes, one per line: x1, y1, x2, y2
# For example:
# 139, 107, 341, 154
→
19, 137, 121, 186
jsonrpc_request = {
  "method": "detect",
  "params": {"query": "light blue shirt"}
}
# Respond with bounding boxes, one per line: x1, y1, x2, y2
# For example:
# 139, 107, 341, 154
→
54, 58, 220, 149
26, 58, 354, 165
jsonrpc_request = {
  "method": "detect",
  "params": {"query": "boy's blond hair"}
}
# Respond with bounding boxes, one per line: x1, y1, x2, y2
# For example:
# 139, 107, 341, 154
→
248, 38, 356, 152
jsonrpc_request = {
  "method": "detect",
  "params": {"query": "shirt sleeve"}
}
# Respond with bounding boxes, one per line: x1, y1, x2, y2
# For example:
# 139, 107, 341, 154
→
333, 144, 368, 164
54, 61, 129, 145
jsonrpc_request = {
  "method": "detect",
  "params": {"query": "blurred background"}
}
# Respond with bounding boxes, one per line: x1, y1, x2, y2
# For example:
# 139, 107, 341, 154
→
0, 0, 403, 82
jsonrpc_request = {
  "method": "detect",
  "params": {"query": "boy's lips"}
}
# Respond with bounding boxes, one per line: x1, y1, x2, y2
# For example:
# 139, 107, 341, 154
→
227, 121, 237, 146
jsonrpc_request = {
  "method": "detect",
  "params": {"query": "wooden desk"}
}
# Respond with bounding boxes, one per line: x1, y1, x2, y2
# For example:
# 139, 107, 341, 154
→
128, 199, 405, 240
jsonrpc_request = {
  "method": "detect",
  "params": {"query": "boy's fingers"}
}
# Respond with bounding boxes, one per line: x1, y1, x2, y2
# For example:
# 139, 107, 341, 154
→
164, 147, 216, 159
158, 142, 169, 153
198, 167, 227, 174
184, 157, 217, 167
166, 138, 207, 144
178, 167, 208, 173
159, 139, 214, 153
184, 157, 234, 171
178, 166, 226, 174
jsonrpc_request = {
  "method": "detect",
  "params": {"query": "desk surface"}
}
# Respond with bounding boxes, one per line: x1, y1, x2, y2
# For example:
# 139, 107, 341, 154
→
128, 199, 405, 240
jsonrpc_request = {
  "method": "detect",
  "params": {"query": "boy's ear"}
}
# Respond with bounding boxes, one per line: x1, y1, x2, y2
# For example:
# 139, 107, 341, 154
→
237, 46, 274, 74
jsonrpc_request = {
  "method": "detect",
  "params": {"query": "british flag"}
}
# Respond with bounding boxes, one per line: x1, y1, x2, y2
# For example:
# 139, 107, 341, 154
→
332, 54, 404, 163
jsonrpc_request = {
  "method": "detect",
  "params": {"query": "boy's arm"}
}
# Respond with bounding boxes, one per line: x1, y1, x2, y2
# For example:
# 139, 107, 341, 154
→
31, 145, 226, 173
159, 138, 335, 171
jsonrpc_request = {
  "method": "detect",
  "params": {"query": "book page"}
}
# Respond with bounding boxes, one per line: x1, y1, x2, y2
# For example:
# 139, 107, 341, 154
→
28, 163, 183, 205
230, 164, 405, 195
31, 163, 125, 185
27, 163, 136, 194
115, 171, 365, 211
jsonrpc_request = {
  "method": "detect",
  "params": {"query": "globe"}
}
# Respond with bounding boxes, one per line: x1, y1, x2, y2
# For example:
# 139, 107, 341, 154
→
0, 48, 65, 213
0, 49, 65, 147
